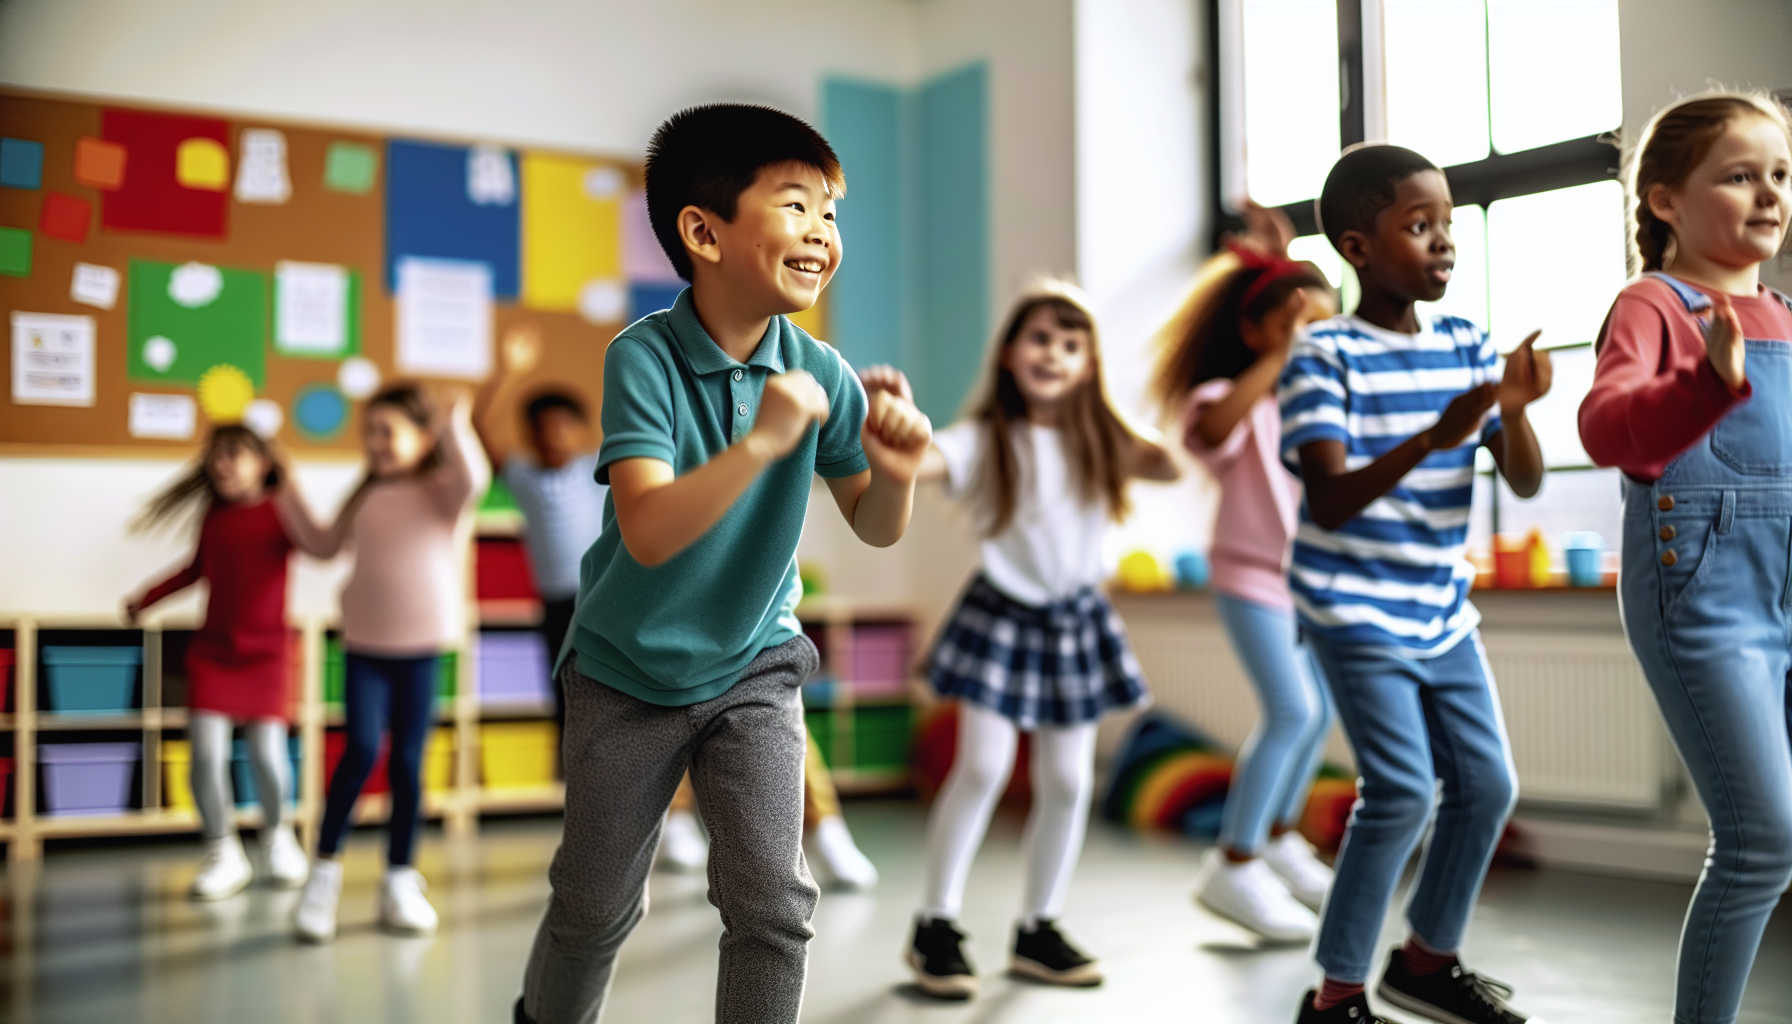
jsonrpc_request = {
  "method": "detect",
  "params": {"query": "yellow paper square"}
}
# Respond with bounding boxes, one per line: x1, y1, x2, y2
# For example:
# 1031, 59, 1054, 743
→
521, 153, 622, 312
176, 137, 230, 191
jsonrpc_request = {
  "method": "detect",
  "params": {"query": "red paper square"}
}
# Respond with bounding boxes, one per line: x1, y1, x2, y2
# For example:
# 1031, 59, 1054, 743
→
99, 109, 229, 237
73, 136, 127, 190
38, 191, 92, 243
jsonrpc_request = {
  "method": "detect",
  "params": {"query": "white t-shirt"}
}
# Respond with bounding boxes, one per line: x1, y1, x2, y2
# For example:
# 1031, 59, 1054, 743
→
933, 419, 1111, 607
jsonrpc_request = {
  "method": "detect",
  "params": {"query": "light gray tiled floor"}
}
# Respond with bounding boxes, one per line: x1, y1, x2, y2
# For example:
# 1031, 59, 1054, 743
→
3, 801, 1789, 1023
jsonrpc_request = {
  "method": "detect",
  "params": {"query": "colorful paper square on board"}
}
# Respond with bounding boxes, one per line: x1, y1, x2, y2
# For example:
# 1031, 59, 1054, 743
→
39, 192, 93, 243
175, 137, 230, 191
628, 282, 683, 322
74, 137, 128, 190
386, 139, 518, 299
623, 189, 682, 283
323, 141, 379, 194
100, 109, 230, 237
1, 138, 44, 189
0, 227, 31, 277
521, 153, 622, 312
127, 258, 267, 386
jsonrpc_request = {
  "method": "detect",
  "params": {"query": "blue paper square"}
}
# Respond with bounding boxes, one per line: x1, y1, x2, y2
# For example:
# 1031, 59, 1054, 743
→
629, 282, 685, 322
385, 139, 519, 298
0, 138, 44, 190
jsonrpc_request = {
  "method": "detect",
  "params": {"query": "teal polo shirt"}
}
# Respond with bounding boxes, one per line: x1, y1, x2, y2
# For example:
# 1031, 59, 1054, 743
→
569, 288, 869, 706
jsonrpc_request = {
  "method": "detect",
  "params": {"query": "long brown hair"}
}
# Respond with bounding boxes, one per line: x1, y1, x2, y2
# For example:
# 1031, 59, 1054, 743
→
1627, 89, 1792, 275
964, 280, 1139, 535
132, 425, 282, 534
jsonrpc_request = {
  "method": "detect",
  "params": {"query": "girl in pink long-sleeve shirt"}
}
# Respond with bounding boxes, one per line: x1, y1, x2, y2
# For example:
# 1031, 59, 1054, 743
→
277, 383, 489, 943
1150, 207, 1341, 943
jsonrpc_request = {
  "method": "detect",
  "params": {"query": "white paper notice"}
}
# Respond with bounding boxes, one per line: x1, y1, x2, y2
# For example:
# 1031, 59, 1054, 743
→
129, 393, 197, 439
467, 145, 516, 206
275, 261, 350, 355
70, 262, 121, 310
395, 257, 492, 379
234, 128, 292, 204
11, 312, 96, 407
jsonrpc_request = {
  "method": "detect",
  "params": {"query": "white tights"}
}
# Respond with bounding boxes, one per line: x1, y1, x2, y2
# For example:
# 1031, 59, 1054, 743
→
190, 711, 288, 841
920, 703, 1099, 923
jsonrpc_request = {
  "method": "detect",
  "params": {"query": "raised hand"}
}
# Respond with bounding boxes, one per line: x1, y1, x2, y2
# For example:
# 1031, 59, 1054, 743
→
858, 364, 915, 403
501, 325, 542, 376
1232, 200, 1297, 260
1499, 331, 1553, 410
1424, 382, 1498, 452
861, 388, 932, 485
749, 370, 831, 461
1704, 293, 1747, 390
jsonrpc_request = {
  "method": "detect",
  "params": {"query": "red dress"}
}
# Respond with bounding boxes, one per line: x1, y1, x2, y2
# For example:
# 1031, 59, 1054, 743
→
140, 499, 296, 721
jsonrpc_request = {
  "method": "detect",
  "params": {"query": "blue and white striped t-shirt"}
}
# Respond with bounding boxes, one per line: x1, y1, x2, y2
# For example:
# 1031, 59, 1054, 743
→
1278, 314, 1501, 657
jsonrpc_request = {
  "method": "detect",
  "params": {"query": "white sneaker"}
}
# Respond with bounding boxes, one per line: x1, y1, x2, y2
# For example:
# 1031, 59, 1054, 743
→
293, 860, 343, 943
806, 814, 879, 890
1195, 849, 1318, 943
378, 867, 439, 935
1261, 831, 1333, 911
190, 835, 253, 901
261, 825, 310, 890
655, 809, 708, 874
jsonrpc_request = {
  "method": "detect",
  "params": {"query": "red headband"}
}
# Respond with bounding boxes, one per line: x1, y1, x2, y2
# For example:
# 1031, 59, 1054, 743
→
1228, 241, 1309, 319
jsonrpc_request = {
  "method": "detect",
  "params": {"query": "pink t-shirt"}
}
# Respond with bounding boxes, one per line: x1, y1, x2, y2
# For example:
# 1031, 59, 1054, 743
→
1182, 379, 1301, 612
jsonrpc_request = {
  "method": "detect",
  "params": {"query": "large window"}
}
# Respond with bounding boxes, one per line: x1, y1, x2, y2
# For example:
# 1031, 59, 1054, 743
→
1219, 0, 1626, 572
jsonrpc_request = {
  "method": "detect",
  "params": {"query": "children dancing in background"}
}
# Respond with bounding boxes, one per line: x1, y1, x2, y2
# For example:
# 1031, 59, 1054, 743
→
279, 384, 489, 943
891, 280, 1177, 999
125, 425, 310, 900
1283, 145, 1549, 1024
1149, 205, 1338, 943
1579, 90, 1792, 1024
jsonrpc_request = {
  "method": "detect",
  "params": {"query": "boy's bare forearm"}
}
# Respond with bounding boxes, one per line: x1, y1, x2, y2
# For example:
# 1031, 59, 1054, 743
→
611, 442, 774, 567
1492, 408, 1544, 498
848, 470, 916, 547
1299, 434, 1434, 531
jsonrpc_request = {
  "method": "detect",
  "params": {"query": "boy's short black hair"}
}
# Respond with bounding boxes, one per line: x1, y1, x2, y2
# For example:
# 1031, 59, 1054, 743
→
523, 390, 587, 431
1316, 144, 1441, 250
644, 103, 846, 281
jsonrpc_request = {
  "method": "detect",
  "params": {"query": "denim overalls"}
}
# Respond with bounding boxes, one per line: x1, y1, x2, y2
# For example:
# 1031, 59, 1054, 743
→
1618, 272, 1792, 1024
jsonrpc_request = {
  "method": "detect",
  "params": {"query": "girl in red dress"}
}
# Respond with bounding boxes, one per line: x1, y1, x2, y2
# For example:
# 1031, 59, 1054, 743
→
126, 425, 310, 900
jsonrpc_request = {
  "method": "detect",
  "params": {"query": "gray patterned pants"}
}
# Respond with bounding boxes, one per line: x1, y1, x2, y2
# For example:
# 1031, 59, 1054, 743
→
520, 637, 821, 1024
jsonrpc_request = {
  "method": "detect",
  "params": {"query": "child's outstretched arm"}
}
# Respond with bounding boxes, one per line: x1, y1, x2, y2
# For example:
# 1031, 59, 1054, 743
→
1487, 332, 1550, 498
611, 371, 832, 567
830, 368, 932, 547
472, 325, 540, 471
125, 551, 203, 625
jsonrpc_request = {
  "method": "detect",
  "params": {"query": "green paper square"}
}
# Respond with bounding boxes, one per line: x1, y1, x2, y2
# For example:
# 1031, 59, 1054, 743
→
273, 267, 361, 360
324, 142, 379, 194
127, 259, 268, 386
0, 226, 31, 277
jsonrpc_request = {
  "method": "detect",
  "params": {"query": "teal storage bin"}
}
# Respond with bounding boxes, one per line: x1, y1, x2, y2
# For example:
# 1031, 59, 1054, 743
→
41, 646, 141, 714
231, 736, 302, 809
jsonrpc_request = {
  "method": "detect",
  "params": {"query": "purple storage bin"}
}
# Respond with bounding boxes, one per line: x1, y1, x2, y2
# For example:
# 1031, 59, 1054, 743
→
477, 632, 552, 706
40, 742, 139, 817
849, 625, 913, 685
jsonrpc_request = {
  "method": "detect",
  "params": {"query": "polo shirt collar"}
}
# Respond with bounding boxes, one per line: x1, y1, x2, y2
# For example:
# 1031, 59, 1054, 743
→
668, 289, 787, 375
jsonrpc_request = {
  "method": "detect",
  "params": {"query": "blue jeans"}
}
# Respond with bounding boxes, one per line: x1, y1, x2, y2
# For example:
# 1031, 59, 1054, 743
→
1214, 593, 1335, 855
317, 652, 439, 866
1307, 630, 1517, 983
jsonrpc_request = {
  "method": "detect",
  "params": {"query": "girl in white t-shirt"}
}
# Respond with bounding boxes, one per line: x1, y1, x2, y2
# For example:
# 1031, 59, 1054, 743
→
862, 280, 1177, 1000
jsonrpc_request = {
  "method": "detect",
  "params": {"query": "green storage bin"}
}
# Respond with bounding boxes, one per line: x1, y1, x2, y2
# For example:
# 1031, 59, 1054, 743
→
805, 711, 835, 768
851, 705, 914, 771
324, 640, 455, 707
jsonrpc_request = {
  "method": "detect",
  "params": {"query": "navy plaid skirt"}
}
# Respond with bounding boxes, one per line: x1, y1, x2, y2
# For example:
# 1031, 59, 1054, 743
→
929, 573, 1150, 730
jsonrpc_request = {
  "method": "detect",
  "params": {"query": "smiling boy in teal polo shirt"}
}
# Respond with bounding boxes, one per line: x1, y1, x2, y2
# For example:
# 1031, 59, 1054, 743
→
516, 104, 932, 1024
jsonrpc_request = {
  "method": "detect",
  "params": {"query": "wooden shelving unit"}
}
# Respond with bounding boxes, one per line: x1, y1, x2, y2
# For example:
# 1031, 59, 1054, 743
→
795, 596, 923, 795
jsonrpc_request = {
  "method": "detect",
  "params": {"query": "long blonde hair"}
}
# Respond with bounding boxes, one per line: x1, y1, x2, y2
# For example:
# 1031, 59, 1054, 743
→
963, 280, 1141, 535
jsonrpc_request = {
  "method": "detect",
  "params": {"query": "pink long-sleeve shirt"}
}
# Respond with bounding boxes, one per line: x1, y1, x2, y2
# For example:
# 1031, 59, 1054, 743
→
1579, 276, 1791, 482
1182, 379, 1301, 612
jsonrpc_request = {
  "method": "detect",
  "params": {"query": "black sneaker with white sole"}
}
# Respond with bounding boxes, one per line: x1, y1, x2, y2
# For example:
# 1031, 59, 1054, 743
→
1293, 988, 1403, 1024
907, 917, 977, 1000
1009, 919, 1103, 987
1377, 948, 1529, 1024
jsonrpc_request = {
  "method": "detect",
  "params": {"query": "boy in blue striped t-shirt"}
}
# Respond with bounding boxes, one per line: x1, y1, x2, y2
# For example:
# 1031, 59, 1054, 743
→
1279, 145, 1551, 1024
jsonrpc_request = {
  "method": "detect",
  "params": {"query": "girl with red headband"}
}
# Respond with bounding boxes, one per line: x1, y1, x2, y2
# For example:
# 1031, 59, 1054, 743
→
1150, 206, 1340, 942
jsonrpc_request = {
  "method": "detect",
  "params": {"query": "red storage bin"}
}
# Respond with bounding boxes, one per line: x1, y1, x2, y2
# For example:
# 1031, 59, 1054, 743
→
324, 730, 390, 795
0, 755, 12, 817
476, 538, 539, 601
0, 649, 13, 712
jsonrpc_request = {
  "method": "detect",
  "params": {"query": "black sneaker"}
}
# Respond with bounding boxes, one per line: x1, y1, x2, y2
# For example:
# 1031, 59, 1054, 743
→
907, 917, 976, 999
1294, 988, 1404, 1024
1009, 919, 1103, 987
1377, 947, 1528, 1024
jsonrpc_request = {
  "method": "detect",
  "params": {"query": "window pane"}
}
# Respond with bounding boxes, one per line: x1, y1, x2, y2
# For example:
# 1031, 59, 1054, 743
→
1383, 0, 1489, 166
1287, 233, 1359, 316
1487, 180, 1625, 350
1518, 343, 1597, 468
1242, 0, 1340, 207
1418, 203, 1488, 330
1488, 0, 1620, 153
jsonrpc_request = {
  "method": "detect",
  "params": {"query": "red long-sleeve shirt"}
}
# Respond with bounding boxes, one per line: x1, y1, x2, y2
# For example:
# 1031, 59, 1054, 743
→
1579, 276, 1792, 482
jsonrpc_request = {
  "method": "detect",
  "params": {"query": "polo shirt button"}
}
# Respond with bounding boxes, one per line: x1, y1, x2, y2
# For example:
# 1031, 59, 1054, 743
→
1660, 549, 1677, 567
733, 369, 743, 381
1659, 525, 1676, 541
737, 402, 748, 416
1657, 495, 1675, 511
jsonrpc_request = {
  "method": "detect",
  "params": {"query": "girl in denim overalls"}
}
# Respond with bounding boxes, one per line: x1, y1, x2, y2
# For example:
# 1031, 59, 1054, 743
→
1580, 91, 1792, 1024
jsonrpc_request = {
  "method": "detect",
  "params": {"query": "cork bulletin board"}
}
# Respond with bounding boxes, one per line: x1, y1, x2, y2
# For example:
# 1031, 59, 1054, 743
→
0, 86, 728, 459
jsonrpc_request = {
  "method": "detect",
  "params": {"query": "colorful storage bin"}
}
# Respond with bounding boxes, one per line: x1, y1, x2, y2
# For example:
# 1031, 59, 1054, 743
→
324, 640, 457, 707
324, 729, 389, 795
424, 727, 455, 793
40, 741, 139, 817
0, 648, 14, 712
231, 736, 301, 808
163, 739, 195, 811
42, 645, 141, 714
850, 705, 915, 771
849, 624, 912, 694
0, 755, 13, 817
479, 721, 557, 790
477, 632, 552, 706
476, 537, 539, 601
